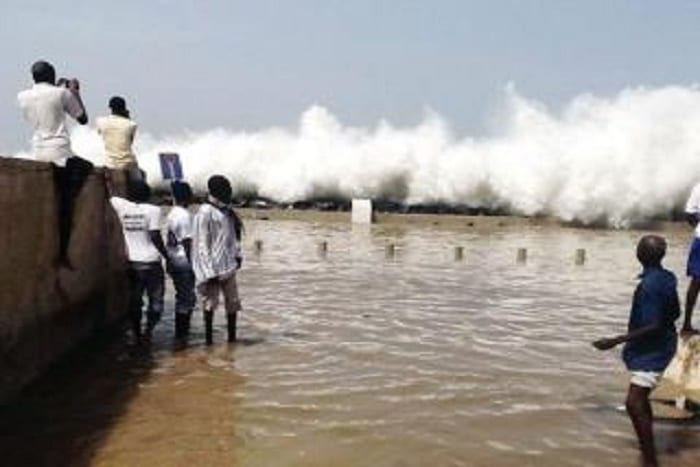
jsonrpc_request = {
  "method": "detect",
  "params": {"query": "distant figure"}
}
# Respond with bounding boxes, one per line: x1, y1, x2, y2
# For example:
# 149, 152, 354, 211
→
97, 96, 143, 191
593, 235, 680, 467
167, 181, 196, 340
17, 60, 91, 267
192, 175, 243, 344
110, 179, 170, 342
682, 182, 700, 334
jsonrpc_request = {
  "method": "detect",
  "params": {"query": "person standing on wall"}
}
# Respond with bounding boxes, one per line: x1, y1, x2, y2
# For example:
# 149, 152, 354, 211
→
97, 96, 143, 194
167, 181, 197, 341
682, 182, 700, 334
17, 60, 91, 267
192, 175, 244, 345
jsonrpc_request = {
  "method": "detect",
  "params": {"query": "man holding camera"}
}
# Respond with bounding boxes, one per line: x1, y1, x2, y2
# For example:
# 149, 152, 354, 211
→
18, 60, 91, 267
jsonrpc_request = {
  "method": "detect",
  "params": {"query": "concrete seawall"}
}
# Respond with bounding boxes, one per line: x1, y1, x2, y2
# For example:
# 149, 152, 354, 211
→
0, 157, 129, 401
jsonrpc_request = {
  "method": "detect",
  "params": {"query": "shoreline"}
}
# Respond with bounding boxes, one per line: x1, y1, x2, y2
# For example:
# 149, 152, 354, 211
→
235, 207, 688, 233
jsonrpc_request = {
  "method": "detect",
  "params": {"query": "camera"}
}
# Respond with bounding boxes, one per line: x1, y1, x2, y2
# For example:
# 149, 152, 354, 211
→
57, 77, 79, 90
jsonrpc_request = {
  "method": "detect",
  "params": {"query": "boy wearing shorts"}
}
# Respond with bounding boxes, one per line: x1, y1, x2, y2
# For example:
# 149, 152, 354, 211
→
593, 235, 680, 467
192, 175, 243, 345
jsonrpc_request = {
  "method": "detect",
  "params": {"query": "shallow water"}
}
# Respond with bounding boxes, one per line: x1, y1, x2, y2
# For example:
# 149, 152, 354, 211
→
2, 217, 700, 466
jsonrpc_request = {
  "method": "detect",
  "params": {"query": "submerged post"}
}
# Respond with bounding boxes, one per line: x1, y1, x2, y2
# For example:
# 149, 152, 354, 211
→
318, 240, 328, 258
254, 239, 263, 254
352, 199, 374, 224
385, 243, 396, 259
575, 248, 586, 265
454, 246, 464, 261
517, 248, 527, 264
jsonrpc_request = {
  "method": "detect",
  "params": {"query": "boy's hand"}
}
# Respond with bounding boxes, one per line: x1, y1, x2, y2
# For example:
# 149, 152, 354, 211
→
592, 337, 619, 351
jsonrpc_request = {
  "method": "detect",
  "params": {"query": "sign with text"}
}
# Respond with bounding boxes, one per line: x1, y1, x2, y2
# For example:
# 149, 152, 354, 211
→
159, 152, 183, 180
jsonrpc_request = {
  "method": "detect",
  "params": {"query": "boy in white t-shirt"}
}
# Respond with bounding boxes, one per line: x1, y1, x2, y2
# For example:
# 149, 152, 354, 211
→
110, 179, 170, 341
167, 181, 196, 340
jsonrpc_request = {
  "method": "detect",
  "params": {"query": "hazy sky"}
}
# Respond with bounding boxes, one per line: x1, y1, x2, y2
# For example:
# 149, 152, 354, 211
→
3, 0, 700, 153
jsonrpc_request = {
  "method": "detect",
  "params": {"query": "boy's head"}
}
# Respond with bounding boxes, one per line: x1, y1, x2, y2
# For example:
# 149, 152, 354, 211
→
171, 181, 193, 206
208, 175, 232, 204
636, 235, 666, 267
109, 96, 129, 117
127, 179, 151, 203
31, 60, 55, 84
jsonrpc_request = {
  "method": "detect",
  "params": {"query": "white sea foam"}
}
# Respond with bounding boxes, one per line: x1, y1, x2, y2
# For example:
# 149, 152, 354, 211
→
39, 85, 700, 226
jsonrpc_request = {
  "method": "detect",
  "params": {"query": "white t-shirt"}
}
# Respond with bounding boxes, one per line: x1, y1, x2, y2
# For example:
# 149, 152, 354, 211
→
167, 205, 193, 269
110, 197, 162, 262
17, 83, 84, 164
96, 114, 138, 169
686, 182, 700, 237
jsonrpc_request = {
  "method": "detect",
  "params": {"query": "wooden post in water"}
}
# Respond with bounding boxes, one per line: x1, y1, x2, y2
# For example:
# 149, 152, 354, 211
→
517, 248, 527, 264
385, 243, 396, 259
318, 240, 328, 258
575, 248, 586, 265
454, 246, 464, 261
254, 239, 263, 255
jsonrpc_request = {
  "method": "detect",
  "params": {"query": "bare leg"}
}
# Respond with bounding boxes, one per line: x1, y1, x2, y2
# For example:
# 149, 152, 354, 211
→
626, 384, 658, 467
222, 274, 241, 343
204, 310, 214, 345
684, 278, 700, 332
226, 313, 237, 342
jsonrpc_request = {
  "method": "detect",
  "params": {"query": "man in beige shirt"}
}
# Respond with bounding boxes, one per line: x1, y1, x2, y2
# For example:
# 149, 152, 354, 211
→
97, 96, 143, 188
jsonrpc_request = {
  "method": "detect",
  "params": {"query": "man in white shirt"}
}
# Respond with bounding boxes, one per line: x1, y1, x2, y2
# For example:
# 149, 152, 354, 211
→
166, 181, 196, 340
683, 182, 700, 334
97, 96, 143, 191
110, 179, 170, 341
192, 175, 243, 344
17, 60, 90, 267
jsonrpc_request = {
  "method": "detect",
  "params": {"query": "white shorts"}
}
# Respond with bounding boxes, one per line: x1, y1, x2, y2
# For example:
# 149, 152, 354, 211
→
198, 273, 241, 315
630, 371, 661, 389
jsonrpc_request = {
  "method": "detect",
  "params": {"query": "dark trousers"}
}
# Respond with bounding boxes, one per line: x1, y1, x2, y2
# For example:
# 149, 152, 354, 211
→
168, 266, 196, 314
128, 261, 165, 336
53, 156, 94, 263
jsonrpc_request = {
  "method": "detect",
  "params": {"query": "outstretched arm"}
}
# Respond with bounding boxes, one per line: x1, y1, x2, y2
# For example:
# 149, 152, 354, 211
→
592, 323, 663, 350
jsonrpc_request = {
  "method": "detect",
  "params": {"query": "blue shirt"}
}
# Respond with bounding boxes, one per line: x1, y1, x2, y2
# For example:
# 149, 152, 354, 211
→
622, 266, 680, 372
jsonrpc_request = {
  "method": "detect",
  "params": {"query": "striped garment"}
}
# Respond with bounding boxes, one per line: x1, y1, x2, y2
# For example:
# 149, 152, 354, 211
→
192, 201, 242, 286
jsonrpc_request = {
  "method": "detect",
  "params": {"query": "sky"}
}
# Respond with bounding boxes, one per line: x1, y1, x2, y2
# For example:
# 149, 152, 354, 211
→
3, 0, 700, 153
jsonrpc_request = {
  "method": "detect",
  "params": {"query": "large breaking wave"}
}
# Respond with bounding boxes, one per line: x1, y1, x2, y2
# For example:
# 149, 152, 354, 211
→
31, 85, 700, 226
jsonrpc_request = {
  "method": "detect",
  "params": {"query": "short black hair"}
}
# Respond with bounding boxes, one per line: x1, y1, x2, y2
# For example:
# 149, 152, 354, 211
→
636, 235, 666, 267
109, 96, 127, 112
31, 60, 55, 84
208, 175, 232, 204
127, 179, 151, 203
171, 181, 193, 205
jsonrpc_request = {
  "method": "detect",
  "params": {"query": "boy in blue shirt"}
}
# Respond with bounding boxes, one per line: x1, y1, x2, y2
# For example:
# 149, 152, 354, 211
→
593, 235, 680, 467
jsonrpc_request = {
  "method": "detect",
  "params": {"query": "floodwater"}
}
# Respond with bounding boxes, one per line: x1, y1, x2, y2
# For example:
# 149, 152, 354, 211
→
2, 215, 700, 466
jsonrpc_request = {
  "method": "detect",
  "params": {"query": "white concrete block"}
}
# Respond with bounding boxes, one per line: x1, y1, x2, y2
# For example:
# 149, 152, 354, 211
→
351, 199, 373, 224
